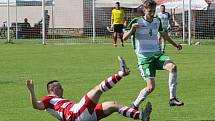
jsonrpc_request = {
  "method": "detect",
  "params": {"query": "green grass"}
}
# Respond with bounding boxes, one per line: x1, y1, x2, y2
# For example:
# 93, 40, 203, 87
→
0, 41, 215, 121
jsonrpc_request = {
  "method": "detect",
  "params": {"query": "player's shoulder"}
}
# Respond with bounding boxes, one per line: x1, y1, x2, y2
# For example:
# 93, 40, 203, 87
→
128, 16, 142, 24
164, 12, 170, 16
126, 17, 142, 29
158, 12, 170, 16
153, 17, 161, 22
41, 95, 55, 102
120, 8, 125, 12
132, 16, 143, 21
153, 17, 162, 25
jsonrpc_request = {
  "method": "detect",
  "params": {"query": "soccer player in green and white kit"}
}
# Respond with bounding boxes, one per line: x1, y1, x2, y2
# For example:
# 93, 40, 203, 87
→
157, 5, 171, 53
123, 0, 184, 110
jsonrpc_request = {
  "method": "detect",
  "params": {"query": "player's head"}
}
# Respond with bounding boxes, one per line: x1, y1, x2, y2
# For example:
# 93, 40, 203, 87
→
47, 80, 63, 98
45, 10, 48, 14
143, 0, 157, 18
115, 2, 120, 9
160, 5, 166, 12
24, 18, 28, 22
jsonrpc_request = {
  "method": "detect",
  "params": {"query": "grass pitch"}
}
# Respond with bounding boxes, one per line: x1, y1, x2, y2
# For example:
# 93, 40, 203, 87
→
0, 41, 215, 121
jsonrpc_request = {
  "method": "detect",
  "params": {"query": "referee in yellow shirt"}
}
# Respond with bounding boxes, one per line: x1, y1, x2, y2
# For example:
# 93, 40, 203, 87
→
111, 2, 127, 47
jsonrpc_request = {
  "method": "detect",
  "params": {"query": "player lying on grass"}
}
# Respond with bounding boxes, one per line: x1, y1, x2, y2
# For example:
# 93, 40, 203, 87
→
123, 0, 184, 110
26, 56, 152, 121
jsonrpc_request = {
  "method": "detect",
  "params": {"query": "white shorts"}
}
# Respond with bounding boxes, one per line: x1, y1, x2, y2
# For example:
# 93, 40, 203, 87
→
67, 95, 104, 121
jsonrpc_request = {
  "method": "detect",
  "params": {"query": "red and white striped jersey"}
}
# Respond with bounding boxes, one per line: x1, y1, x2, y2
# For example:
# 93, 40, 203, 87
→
41, 95, 75, 121
40, 95, 101, 121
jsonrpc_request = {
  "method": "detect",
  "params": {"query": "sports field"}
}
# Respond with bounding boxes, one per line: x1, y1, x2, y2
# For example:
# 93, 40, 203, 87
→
0, 40, 215, 121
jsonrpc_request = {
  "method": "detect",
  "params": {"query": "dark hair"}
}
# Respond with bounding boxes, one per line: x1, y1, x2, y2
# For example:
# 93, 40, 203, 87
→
143, 0, 157, 8
161, 5, 165, 8
116, 2, 120, 5
24, 18, 28, 22
47, 80, 59, 90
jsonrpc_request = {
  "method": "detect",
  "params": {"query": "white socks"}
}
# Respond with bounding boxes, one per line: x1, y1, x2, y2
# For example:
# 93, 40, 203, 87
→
133, 71, 177, 107
99, 72, 122, 93
169, 72, 177, 99
118, 71, 124, 77
133, 88, 149, 107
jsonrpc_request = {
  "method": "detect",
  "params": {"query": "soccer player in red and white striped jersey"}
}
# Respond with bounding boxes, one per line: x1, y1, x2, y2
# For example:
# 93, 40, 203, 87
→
26, 56, 152, 121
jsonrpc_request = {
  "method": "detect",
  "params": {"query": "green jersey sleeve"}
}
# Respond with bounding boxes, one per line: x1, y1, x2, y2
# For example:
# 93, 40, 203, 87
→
125, 17, 139, 31
125, 17, 140, 49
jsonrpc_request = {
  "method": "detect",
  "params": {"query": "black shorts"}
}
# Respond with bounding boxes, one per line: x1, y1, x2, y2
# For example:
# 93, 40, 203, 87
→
113, 24, 124, 33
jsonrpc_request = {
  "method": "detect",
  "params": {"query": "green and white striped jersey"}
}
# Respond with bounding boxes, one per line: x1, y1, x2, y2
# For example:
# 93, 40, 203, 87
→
126, 16, 163, 56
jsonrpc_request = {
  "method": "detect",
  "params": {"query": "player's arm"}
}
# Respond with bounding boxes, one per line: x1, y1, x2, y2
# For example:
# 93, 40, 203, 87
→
26, 80, 45, 110
111, 10, 114, 27
123, 23, 138, 41
111, 18, 114, 27
123, 18, 139, 41
160, 32, 182, 50
167, 12, 171, 30
124, 20, 128, 27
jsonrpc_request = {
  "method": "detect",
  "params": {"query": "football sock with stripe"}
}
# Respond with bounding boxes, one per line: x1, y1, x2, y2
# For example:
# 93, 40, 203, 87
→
118, 106, 142, 119
99, 71, 124, 93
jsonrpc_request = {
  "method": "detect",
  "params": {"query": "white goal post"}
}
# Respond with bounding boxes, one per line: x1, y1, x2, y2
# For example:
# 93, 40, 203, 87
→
0, 0, 214, 45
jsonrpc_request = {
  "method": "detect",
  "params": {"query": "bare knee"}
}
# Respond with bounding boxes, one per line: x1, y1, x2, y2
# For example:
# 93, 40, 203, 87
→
90, 85, 101, 93
146, 84, 155, 93
103, 101, 122, 112
169, 63, 177, 73
86, 85, 102, 102
145, 80, 155, 93
164, 62, 177, 73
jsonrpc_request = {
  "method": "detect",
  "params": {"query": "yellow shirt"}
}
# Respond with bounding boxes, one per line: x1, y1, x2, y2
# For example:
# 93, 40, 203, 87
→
111, 9, 125, 25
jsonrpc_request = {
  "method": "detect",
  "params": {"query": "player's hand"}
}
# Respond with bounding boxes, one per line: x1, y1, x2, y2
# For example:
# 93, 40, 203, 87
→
131, 23, 139, 32
124, 21, 128, 27
176, 44, 182, 50
26, 80, 34, 92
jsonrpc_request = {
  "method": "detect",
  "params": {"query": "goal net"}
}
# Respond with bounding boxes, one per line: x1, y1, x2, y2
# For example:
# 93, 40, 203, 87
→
0, 0, 214, 45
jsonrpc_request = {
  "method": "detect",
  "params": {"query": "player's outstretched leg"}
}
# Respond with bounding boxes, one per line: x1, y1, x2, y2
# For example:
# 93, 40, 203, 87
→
86, 56, 130, 105
99, 56, 130, 92
119, 102, 152, 121
95, 101, 152, 121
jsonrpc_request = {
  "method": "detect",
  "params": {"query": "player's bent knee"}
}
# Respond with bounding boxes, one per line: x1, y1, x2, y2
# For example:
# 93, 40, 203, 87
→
146, 85, 155, 93
146, 79, 155, 93
94, 85, 100, 91
90, 85, 102, 94
111, 101, 121, 107
164, 62, 177, 73
170, 64, 177, 72
106, 101, 121, 111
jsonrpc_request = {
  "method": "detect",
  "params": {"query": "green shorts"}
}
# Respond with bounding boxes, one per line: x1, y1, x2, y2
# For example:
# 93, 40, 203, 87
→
137, 54, 170, 80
